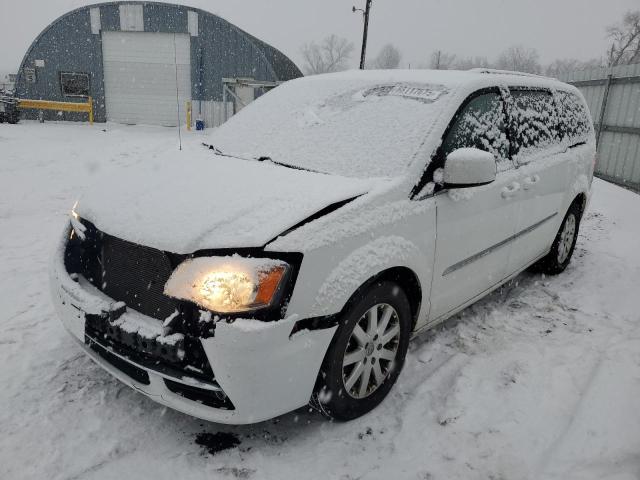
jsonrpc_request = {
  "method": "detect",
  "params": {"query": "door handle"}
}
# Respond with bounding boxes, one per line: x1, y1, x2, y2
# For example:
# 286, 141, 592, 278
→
501, 182, 521, 199
523, 174, 541, 190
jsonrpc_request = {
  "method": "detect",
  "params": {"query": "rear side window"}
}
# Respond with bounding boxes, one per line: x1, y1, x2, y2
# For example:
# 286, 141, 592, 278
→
555, 90, 592, 146
441, 92, 511, 167
510, 89, 559, 161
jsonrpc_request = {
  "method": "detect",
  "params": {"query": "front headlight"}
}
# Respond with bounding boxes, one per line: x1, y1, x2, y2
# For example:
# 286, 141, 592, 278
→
164, 255, 290, 314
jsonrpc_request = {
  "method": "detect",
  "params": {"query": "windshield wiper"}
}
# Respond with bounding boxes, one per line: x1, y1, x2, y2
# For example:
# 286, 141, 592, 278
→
255, 156, 324, 174
201, 143, 324, 174
201, 143, 238, 159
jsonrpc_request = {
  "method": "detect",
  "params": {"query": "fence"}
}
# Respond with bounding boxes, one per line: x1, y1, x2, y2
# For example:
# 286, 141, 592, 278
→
558, 63, 640, 192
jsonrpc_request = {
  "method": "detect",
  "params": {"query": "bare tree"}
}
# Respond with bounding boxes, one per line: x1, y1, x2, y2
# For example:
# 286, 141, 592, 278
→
429, 50, 457, 70
495, 45, 542, 74
607, 10, 640, 66
370, 44, 402, 69
454, 56, 492, 70
545, 58, 603, 77
301, 35, 355, 75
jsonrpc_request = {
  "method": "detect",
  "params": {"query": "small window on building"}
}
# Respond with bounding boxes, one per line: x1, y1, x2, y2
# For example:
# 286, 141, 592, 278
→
60, 72, 90, 97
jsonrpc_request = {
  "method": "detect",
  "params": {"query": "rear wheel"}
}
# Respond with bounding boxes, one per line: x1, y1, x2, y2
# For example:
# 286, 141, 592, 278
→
532, 201, 581, 275
314, 281, 411, 421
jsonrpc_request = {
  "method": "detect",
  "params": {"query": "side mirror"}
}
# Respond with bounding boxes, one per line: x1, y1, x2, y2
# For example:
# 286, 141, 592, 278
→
443, 148, 497, 188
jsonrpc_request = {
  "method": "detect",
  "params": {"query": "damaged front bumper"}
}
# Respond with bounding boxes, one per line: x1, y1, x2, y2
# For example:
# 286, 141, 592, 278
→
50, 224, 337, 425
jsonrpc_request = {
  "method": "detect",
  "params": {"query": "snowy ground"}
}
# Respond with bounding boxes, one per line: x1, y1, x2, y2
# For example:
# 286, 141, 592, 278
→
1, 121, 640, 480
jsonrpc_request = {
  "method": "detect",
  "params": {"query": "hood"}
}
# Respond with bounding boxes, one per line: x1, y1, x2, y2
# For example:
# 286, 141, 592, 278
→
76, 151, 375, 254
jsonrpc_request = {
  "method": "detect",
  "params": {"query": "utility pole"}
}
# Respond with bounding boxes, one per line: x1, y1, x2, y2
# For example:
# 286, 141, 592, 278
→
353, 0, 373, 70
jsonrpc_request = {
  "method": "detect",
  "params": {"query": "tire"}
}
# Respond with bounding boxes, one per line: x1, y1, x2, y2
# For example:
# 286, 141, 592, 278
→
314, 281, 411, 421
532, 201, 581, 275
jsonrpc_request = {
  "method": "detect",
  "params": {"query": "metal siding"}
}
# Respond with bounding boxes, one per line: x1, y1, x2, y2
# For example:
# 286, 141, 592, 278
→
144, 3, 187, 33
99, 4, 121, 31
631, 137, 640, 183
558, 63, 640, 191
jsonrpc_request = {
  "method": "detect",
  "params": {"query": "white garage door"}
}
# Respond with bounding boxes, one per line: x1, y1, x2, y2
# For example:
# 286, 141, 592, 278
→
102, 31, 191, 126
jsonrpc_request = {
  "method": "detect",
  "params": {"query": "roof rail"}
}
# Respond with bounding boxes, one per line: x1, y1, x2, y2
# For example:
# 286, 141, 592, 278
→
469, 68, 549, 79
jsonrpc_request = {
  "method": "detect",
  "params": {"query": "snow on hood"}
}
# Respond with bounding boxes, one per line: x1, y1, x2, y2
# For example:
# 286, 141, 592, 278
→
75, 147, 378, 254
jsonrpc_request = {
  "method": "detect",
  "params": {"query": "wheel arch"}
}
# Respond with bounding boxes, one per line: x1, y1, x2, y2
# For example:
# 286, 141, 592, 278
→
338, 266, 423, 332
572, 192, 587, 219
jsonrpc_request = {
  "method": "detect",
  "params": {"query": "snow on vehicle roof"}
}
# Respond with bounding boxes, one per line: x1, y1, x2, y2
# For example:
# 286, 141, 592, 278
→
209, 69, 575, 179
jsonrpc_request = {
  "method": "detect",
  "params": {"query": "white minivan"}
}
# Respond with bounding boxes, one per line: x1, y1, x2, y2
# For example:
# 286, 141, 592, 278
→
51, 70, 595, 424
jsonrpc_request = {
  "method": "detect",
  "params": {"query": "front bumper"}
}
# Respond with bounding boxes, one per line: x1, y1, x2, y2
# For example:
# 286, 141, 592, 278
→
50, 224, 337, 424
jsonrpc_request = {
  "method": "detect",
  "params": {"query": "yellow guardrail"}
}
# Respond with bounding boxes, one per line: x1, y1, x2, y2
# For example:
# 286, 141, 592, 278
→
186, 100, 192, 131
18, 97, 93, 124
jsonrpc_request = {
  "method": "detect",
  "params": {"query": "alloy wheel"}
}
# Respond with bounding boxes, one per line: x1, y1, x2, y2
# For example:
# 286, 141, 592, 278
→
557, 213, 576, 264
341, 303, 401, 399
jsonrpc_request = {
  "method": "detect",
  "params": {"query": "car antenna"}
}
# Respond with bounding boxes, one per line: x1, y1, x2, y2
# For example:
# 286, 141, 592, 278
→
173, 33, 182, 151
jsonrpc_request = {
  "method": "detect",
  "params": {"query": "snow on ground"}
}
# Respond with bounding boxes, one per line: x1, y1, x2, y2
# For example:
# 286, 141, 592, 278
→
1, 121, 640, 480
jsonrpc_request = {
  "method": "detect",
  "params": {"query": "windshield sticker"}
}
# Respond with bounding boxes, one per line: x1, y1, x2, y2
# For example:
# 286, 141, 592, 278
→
363, 84, 448, 103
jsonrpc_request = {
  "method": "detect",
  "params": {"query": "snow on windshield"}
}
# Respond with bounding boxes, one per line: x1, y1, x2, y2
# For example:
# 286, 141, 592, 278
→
209, 75, 449, 178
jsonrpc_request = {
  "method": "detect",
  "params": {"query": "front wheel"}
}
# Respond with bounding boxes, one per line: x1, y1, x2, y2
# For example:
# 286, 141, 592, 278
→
314, 281, 411, 421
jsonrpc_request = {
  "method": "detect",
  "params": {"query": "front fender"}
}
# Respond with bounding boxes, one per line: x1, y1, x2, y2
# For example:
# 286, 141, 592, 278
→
273, 195, 437, 328
312, 236, 423, 315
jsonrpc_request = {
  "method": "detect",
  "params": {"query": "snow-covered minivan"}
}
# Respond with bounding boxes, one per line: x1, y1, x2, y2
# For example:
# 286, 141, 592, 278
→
51, 70, 595, 424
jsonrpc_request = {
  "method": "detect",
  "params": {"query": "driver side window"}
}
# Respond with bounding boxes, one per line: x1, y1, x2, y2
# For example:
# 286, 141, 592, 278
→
441, 92, 512, 172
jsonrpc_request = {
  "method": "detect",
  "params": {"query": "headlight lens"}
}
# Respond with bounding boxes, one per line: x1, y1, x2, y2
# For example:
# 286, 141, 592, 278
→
164, 256, 290, 313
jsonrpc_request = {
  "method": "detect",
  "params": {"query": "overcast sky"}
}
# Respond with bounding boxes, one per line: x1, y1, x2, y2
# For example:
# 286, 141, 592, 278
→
1, 0, 637, 75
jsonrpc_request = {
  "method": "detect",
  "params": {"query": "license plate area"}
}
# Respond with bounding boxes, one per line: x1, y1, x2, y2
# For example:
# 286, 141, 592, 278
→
84, 310, 214, 382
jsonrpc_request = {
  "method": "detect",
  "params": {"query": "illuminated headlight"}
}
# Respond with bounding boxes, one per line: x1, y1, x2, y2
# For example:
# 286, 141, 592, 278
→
69, 201, 86, 240
164, 256, 290, 314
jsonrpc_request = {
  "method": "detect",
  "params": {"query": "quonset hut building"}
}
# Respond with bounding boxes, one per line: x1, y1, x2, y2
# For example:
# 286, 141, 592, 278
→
15, 2, 302, 126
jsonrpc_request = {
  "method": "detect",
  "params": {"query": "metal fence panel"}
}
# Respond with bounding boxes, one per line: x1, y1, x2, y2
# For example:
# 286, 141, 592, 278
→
558, 63, 640, 191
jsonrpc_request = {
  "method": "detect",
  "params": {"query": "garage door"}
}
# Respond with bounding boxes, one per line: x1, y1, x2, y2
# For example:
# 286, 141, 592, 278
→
102, 31, 191, 126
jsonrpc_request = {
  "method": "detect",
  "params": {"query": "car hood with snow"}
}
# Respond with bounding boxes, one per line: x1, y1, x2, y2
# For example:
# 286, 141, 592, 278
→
77, 71, 462, 254
75, 151, 377, 253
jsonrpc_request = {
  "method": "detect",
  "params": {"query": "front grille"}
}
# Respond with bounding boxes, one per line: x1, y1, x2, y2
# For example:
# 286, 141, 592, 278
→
67, 220, 224, 399
101, 234, 177, 320
66, 220, 179, 321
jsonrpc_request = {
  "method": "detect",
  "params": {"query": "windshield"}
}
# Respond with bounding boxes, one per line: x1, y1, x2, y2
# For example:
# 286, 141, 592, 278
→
209, 74, 449, 178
